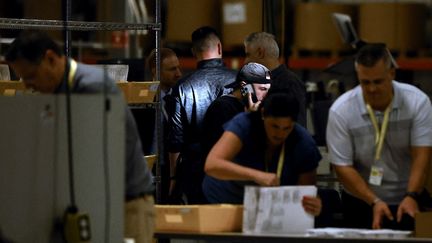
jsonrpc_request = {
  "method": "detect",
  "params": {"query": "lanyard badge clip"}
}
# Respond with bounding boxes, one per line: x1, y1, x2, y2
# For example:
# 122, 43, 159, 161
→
366, 103, 391, 186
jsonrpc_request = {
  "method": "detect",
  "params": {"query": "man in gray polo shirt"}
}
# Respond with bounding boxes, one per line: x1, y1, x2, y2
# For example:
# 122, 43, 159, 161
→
326, 43, 432, 230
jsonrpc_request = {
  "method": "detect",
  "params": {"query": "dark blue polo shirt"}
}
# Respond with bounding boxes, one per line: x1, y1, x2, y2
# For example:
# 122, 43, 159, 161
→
202, 112, 321, 204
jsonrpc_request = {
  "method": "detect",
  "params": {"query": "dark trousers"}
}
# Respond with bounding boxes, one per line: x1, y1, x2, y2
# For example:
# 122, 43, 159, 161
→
170, 155, 208, 205
341, 190, 421, 230
178, 167, 208, 204
152, 160, 171, 204
315, 188, 343, 228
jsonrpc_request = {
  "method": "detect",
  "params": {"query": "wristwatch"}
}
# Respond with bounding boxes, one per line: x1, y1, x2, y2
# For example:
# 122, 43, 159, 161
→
404, 191, 420, 201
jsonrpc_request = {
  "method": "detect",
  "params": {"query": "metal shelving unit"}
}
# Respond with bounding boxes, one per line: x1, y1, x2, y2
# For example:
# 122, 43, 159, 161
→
0, 18, 160, 31
0, 0, 164, 203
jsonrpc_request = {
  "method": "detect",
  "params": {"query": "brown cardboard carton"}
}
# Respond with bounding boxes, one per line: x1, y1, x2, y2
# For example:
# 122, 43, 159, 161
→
221, 0, 262, 49
117, 81, 159, 104
0, 81, 28, 96
155, 204, 243, 233
116, 82, 130, 97
24, 0, 62, 40
144, 154, 157, 170
415, 211, 432, 238
359, 3, 426, 50
165, 0, 221, 43
294, 3, 355, 51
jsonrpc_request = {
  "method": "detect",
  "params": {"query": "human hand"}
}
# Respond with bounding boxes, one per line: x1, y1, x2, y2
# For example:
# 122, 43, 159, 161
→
372, 200, 394, 229
254, 171, 279, 186
302, 196, 322, 216
247, 93, 261, 112
397, 196, 419, 222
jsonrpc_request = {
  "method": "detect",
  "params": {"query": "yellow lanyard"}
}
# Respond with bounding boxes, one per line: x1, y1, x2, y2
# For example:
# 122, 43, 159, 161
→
67, 59, 77, 89
266, 143, 285, 179
276, 143, 285, 179
366, 102, 392, 161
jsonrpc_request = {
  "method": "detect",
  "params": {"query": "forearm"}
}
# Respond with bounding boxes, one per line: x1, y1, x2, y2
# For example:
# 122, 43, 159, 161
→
168, 152, 179, 177
407, 147, 431, 193
205, 158, 265, 181
334, 165, 379, 205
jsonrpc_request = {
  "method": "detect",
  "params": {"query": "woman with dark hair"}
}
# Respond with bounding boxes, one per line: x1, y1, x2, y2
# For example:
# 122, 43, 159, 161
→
203, 91, 322, 216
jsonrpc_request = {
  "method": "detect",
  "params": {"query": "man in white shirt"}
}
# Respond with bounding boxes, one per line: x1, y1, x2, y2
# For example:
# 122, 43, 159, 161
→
326, 43, 432, 230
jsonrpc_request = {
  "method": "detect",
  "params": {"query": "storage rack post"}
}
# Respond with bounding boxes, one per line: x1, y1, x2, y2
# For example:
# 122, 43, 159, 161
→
0, 0, 163, 203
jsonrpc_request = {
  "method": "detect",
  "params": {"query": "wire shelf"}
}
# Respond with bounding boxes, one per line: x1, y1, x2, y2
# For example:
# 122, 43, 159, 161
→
0, 18, 160, 31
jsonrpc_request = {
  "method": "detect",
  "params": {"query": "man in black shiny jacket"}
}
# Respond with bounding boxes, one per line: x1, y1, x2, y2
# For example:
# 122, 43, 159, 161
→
167, 26, 237, 204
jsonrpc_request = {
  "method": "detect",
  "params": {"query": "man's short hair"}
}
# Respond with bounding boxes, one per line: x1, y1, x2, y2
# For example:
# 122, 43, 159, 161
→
191, 26, 220, 53
244, 32, 280, 59
5, 30, 63, 64
355, 43, 393, 69
146, 47, 177, 71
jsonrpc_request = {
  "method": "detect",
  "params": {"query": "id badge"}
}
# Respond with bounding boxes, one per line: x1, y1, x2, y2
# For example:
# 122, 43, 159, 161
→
369, 165, 384, 186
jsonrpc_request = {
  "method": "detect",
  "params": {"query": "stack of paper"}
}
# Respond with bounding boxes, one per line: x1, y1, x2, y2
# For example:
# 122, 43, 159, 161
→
243, 186, 317, 234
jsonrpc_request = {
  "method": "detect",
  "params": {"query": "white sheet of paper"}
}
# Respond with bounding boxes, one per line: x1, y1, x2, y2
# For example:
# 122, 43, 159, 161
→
306, 228, 412, 239
243, 186, 316, 234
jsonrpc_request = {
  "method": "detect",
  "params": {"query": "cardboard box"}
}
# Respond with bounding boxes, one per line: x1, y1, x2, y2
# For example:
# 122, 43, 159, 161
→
144, 154, 157, 170
415, 211, 432, 238
359, 3, 426, 50
155, 204, 243, 233
221, 0, 262, 48
0, 81, 28, 96
294, 3, 355, 51
24, 0, 62, 40
165, 0, 221, 43
117, 81, 159, 104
